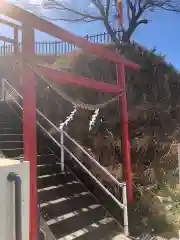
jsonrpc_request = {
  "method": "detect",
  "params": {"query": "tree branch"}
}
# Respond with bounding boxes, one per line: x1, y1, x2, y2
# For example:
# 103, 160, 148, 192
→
42, 15, 98, 22
17, 0, 180, 45
126, 0, 132, 24
91, 0, 106, 17
136, 19, 149, 26
103, 19, 122, 48
106, 0, 111, 17
43, 1, 104, 21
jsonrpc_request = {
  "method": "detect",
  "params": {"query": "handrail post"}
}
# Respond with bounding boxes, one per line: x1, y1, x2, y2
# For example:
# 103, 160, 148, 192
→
60, 129, 64, 172
122, 183, 129, 236
1, 78, 5, 101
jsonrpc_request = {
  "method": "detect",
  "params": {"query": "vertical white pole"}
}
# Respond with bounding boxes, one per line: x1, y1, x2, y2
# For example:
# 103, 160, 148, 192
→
178, 143, 180, 184
1, 78, 5, 101
60, 130, 64, 172
122, 183, 129, 236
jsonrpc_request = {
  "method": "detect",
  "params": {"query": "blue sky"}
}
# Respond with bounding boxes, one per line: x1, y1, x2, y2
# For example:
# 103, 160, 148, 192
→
133, 10, 180, 70
60, 10, 179, 69
1, 1, 180, 69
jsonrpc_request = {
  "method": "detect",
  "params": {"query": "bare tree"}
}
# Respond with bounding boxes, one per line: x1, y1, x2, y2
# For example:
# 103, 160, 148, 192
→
17, 0, 180, 48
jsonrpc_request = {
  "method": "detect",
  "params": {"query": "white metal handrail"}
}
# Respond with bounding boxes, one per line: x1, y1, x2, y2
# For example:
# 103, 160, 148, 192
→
1, 79, 125, 188
0, 78, 129, 236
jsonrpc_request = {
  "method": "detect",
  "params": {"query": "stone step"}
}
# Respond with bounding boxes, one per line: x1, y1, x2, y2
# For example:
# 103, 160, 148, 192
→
39, 182, 88, 204
0, 141, 23, 150
41, 193, 97, 220
38, 172, 75, 189
58, 218, 120, 240
0, 133, 23, 142
37, 154, 57, 165
37, 163, 61, 176
48, 205, 114, 239
0, 127, 22, 134
2, 148, 24, 158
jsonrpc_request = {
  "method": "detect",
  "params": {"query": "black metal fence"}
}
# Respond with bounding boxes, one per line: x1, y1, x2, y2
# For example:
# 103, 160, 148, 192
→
0, 31, 116, 56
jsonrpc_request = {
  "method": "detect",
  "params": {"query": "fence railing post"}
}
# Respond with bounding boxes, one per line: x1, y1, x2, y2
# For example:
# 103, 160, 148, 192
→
60, 130, 65, 172
122, 183, 129, 236
55, 41, 57, 56
1, 78, 5, 101
1, 31, 116, 56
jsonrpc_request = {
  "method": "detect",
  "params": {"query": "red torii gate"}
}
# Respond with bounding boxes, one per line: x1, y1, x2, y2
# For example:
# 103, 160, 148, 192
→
0, 2, 140, 239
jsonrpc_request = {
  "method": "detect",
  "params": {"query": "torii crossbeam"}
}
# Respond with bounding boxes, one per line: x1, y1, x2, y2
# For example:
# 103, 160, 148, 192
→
0, 2, 140, 239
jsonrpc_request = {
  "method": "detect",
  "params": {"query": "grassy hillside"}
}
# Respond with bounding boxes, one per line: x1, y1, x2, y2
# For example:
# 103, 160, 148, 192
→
36, 42, 180, 237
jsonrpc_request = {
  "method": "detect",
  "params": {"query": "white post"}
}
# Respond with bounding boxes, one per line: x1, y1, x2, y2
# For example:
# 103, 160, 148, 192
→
178, 143, 180, 184
122, 183, 129, 236
60, 130, 64, 172
1, 78, 5, 101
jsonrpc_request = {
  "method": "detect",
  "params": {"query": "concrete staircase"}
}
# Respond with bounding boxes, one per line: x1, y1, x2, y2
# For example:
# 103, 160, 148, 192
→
0, 102, 23, 158
38, 154, 123, 239
0, 102, 126, 240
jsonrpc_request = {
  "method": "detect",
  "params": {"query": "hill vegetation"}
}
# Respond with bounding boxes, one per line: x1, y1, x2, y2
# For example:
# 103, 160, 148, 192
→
36, 42, 180, 237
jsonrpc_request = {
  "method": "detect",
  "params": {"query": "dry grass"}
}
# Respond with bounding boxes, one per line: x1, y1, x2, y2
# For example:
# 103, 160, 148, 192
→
41, 42, 180, 236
